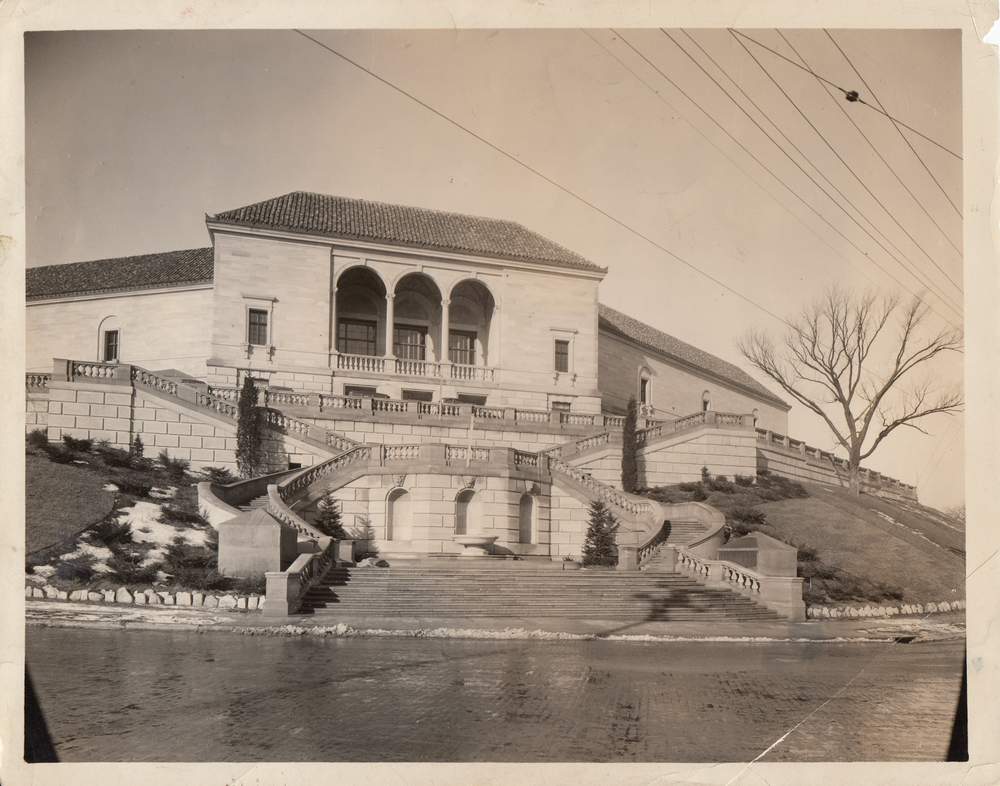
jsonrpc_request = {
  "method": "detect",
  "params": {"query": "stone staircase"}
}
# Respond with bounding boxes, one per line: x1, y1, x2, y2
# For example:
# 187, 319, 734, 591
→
238, 494, 270, 514
301, 562, 779, 621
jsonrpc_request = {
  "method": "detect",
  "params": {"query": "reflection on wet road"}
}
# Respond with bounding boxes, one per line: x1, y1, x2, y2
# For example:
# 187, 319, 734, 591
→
26, 627, 964, 761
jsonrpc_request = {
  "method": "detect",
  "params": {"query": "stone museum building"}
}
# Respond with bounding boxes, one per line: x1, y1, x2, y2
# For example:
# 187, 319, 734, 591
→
24, 192, 915, 618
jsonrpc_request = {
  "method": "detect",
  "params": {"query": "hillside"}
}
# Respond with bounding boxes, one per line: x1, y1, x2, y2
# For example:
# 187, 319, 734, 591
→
643, 473, 964, 606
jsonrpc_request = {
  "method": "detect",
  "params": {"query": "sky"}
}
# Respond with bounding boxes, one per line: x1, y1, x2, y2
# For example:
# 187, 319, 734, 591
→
24, 28, 964, 509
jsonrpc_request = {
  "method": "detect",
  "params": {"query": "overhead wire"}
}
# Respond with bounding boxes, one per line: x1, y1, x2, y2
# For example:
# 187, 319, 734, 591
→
822, 29, 963, 219
680, 29, 961, 314
660, 29, 962, 326
581, 29, 885, 293
774, 29, 962, 259
730, 29, 963, 162
292, 29, 791, 327
725, 29, 963, 299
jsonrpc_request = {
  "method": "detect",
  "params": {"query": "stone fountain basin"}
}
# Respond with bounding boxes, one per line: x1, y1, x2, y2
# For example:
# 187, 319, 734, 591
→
454, 534, 498, 557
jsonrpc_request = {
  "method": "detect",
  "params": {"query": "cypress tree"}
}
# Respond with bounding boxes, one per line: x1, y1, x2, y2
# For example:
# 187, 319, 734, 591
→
236, 375, 261, 479
621, 395, 639, 492
582, 500, 618, 567
315, 490, 347, 538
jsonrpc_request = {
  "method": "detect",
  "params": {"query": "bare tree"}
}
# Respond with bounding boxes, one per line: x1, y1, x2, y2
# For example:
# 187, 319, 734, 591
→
739, 287, 962, 495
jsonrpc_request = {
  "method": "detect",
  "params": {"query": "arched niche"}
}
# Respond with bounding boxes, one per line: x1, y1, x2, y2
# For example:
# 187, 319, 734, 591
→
386, 487, 412, 541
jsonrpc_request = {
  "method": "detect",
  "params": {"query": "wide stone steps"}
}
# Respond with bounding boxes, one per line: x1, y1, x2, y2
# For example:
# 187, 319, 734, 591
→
302, 567, 779, 620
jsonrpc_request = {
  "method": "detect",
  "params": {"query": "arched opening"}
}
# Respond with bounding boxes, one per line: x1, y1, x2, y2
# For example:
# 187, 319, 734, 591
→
752, 408, 759, 427
518, 493, 535, 544
336, 267, 387, 356
386, 488, 411, 541
97, 315, 122, 363
393, 272, 443, 363
702, 390, 712, 413
454, 489, 479, 535
449, 280, 496, 368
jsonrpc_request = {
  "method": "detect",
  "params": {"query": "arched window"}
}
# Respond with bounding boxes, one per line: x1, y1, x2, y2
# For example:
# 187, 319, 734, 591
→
386, 488, 411, 541
97, 315, 122, 362
518, 494, 535, 544
702, 390, 712, 412
752, 408, 759, 427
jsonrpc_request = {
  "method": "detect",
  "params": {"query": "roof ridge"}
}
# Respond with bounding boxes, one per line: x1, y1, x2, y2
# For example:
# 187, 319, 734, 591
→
29, 246, 214, 271
597, 302, 789, 408
208, 191, 606, 273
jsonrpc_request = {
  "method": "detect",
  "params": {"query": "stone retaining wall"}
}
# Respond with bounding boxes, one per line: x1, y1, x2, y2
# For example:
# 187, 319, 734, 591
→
806, 599, 964, 620
25, 582, 264, 610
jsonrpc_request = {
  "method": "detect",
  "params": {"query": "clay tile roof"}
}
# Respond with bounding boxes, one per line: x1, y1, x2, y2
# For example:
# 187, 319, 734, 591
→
26, 248, 214, 300
598, 303, 789, 409
208, 191, 606, 273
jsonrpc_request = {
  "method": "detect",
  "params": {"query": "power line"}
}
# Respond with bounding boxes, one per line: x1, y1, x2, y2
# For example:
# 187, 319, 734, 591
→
660, 29, 963, 325
581, 29, 885, 294
680, 29, 961, 315
726, 29, 963, 299
731, 29, 963, 161
775, 29, 962, 259
823, 29, 963, 219
292, 29, 791, 327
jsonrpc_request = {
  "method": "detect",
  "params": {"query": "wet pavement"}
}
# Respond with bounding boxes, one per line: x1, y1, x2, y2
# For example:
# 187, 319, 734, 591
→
26, 626, 965, 762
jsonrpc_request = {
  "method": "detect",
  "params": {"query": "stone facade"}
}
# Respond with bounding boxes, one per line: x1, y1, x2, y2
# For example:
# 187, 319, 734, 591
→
27, 286, 212, 377
598, 329, 788, 431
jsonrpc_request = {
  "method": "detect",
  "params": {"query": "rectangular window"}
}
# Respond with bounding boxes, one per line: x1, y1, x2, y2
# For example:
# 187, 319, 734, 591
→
449, 330, 476, 366
554, 339, 570, 373
344, 385, 378, 398
401, 389, 434, 402
247, 308, 269, 346
640, 378, 649, 404
103, 330, 119, 362
337, 319, 377, 356
456, 394, 488, 406
393, 324, 427, 361
551, 401, 571, 412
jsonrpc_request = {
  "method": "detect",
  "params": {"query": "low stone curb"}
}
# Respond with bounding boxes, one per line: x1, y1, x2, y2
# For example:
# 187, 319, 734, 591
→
806, 599, 964, 620
25, 583, 264, 611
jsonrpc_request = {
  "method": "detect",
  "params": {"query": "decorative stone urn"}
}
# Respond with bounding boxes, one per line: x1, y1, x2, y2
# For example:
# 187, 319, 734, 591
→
454, 534, 498, 558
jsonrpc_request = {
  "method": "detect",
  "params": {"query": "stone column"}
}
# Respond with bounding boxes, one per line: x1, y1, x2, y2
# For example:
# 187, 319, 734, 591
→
329, 285, 338, 366
440, 298, 452, 373
384, 293, 395, 360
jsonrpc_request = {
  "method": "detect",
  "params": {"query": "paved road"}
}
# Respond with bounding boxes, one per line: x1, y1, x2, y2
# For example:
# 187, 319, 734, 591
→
26, 626, 964, 762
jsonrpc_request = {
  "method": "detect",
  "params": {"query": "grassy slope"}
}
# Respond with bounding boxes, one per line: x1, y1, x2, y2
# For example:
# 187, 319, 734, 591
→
759, 484, 965, 603
643, 474, 964, 605
25, 452, 116, 553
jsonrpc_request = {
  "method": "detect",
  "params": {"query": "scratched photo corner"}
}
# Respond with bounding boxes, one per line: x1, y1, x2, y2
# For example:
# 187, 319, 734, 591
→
22, 27, 966, 764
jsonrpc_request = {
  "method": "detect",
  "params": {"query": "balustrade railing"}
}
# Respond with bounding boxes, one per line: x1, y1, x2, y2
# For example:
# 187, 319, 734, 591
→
320, 393, 364, 411
69, 360, 122, 382
394, 358, 441, 377
548, 456, 653, 518
337, 353, 386, 374
381, 444, 420, 463
450, 363, 495, 382
637, 520, 672, 566
444, 445, 491, 464
472, 405, 506, 420
26, 373, 51, 390
512, 450, 542, 468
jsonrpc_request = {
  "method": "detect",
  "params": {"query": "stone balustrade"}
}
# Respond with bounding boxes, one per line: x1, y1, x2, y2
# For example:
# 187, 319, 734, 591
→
677, 541, 805, 621
263, 537, 336, 616
636, 409, 754, 447
756, 427, 917, 497
26, 373, 51, 390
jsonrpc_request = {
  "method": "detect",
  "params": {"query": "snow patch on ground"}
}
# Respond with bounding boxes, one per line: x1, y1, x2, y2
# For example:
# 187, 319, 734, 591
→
116, 500, 208, 565
150, 486, 176, 499
72, 460, 89, 465
60, 540, 115, 573
102, 483, 119, 492
33, 565, 55, 578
